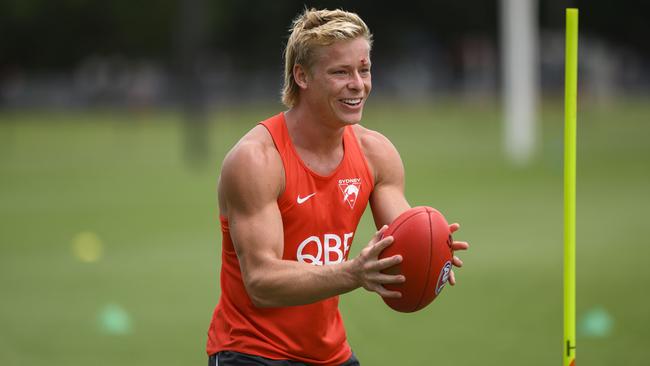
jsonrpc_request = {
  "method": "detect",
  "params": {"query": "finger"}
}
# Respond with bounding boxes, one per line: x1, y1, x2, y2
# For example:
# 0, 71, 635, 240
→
449, 223, 460, 233
367, 254, 402, 271
369, 236, 394, 256
452, 255, 463, 267
449, 269, 456, 286
370, 225, 389, 245
375, 286, 402, 299
368, 273, 406, 285
451, 241, 469, 251
375, 225, 389, 239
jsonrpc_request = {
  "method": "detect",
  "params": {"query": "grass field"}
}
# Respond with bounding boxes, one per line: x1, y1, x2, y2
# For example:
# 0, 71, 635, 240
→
1, 97, 649, 365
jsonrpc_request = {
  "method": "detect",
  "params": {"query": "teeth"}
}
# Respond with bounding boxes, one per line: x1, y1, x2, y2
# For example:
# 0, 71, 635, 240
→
342, 98, 361, 105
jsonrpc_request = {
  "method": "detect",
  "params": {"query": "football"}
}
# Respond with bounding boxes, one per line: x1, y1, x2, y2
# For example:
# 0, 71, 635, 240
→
380, 206, 453, 312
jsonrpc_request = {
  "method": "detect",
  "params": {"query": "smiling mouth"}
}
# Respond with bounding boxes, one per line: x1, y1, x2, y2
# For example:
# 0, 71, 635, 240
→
340, 98, 362, 106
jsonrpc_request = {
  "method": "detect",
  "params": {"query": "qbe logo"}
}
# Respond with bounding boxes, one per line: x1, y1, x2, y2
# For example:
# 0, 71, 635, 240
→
297, 232, 354, 265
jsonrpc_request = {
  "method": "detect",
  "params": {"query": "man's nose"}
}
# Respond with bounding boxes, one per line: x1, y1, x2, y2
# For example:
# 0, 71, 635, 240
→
347, 71, 363, 91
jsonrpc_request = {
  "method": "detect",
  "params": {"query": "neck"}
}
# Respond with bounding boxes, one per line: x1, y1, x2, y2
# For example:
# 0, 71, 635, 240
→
284, 106, 345, 154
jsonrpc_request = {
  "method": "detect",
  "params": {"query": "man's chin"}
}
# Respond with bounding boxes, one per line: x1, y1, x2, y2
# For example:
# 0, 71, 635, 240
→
337, 111, 363, 125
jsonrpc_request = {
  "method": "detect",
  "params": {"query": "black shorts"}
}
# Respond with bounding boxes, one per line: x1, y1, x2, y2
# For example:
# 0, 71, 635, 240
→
208, 350, 360, 366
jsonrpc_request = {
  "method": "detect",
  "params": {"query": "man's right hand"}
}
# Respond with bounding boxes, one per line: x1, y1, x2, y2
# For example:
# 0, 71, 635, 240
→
352, 225, 405, 298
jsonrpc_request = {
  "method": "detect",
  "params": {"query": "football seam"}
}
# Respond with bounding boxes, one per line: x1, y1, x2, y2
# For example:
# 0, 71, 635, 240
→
381, 209, 423, 253
385, 208, 422, 236
413, 210, 434, 312
382, 209, 425, 312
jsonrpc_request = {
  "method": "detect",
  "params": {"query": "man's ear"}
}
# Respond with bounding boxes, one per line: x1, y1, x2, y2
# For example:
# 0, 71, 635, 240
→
294, 64, 309, 89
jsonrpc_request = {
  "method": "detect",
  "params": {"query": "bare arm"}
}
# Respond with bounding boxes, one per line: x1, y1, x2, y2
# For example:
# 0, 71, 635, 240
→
219, 127, 403, 307
355, 127, 411, 227
357, 125, 469, 285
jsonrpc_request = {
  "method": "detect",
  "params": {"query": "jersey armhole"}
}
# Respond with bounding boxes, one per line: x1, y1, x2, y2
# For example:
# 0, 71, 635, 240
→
347, 126, 376, 191
258, 121, 291, 210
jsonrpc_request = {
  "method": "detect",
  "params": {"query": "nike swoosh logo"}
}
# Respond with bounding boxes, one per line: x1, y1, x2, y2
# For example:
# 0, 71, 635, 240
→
297, 193, 316, 204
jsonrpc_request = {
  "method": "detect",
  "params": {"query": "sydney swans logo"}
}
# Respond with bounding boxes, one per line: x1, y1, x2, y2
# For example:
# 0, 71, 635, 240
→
338, 178, 361, 208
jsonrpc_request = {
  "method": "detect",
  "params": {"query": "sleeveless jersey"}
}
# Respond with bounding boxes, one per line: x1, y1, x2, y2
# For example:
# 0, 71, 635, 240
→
206, 112, 374, 365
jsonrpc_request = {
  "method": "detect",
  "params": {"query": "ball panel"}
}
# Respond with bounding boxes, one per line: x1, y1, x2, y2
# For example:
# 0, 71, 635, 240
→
417, 209, 452, 309
378, 206, 453, 313
381, 209, 433, 312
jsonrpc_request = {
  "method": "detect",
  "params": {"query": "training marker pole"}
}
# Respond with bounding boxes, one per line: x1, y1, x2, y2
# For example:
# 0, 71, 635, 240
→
564, 8, 578, 366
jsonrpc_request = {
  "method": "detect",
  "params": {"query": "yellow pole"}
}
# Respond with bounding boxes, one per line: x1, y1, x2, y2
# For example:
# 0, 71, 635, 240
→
564, 8, 578, 366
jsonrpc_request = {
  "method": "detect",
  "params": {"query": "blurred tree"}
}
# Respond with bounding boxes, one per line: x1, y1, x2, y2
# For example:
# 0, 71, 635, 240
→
0, 0, 176, 70
2, 0, 647, 72
174, 0, 211, 168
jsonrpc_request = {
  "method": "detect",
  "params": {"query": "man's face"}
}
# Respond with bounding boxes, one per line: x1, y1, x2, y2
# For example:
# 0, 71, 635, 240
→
300, 37, 372, 126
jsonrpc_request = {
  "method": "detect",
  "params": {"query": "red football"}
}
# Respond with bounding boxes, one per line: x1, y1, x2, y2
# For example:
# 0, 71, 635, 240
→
379, 206, 453, 313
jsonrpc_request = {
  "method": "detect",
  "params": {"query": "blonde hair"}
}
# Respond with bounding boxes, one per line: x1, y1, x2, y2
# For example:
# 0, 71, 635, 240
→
281, 8, 373, 108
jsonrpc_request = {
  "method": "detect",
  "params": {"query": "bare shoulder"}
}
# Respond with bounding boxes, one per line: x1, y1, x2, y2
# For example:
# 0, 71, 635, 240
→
352, 124, 395, 154
222, 124, 280, 168
352, 124, 403, 180
218, 125, 284, 214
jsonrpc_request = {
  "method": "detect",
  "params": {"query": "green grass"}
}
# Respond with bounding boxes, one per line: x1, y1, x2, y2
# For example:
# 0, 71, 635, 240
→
1, 97, 649, 365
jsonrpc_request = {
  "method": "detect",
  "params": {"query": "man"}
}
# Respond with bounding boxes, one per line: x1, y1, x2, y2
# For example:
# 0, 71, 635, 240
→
206, 8, 469, 366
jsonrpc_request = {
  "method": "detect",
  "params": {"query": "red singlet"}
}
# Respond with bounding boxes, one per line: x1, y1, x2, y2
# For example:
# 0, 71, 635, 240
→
207, 113, 374, 365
